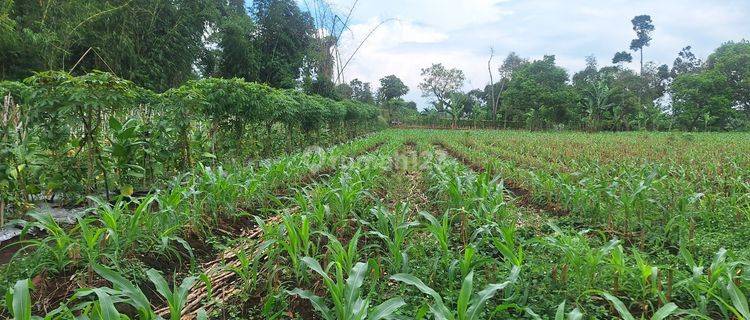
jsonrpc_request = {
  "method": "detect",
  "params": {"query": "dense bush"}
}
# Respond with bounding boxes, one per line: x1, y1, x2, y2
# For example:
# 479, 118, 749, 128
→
0, 71, 383, 213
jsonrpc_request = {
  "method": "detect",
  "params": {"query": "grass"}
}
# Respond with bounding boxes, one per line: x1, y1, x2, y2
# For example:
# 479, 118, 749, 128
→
2, 129, 750, 319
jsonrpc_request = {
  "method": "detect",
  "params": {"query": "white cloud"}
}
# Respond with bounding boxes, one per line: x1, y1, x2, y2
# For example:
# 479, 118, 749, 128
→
325, 0, 750, 109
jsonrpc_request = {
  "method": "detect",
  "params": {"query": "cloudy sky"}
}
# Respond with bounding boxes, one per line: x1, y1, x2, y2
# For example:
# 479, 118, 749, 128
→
315, 0, 749, 108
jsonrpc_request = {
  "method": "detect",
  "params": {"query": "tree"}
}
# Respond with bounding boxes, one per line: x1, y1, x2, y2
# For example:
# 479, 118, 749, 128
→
405, 101, 418, 111
335, 82, 353, 100
573, 55, 600, 87
705, 40, 750, 117
612, 51, 633, 65
503, 55, 573, 130
671, 46, 703, 78
377, 75, 409, 102
419, 63, 466, 128
629, 15, 655, 75
214, 12, 258, 81
487, 51, 526, 125
349, 79, 374, 103
672, 70, 736, 131
1, 0, 216, 91
251, 0, 315, 89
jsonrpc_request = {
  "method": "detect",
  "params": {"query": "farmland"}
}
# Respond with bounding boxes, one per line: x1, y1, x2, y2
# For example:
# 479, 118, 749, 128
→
2, 1, 750, 318
2, 129, 749, 319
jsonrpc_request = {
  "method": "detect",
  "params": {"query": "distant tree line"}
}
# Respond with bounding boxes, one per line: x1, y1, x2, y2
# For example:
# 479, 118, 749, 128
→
412, 15, 750, 131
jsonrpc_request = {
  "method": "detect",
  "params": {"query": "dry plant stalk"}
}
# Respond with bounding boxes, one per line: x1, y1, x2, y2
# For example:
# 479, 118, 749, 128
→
155, 216, 281, 319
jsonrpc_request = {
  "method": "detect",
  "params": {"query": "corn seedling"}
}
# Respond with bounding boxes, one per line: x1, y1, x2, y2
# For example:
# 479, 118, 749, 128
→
287, 257, 405, 320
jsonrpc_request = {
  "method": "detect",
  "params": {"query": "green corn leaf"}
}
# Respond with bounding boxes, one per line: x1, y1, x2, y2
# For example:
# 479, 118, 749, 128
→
428, 304, 453, 320
9, 279, 32, 320
92, 288, 121, 320
345, 263, 368, 306
390, 274, 441, 302
650, 303, 678, 320
287, 288, 334, 320
146, 269, 173, 302
93, 264, 150, 312
568, 308, 583, 320
601, 292, 635, 320
368, 297, 406, 320
390, 273, 452, 319
457, 271, 473, 320
524, 307, 542, 320
555, 301, 566, 320
199, 273, 213, 301
726, 279, 750, 319
302, 257, 333, 283
174, 276, 197, 320
466, 281, 510, 320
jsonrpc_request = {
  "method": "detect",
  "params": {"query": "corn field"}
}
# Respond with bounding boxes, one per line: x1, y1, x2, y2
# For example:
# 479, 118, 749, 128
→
1, 129, 750, 319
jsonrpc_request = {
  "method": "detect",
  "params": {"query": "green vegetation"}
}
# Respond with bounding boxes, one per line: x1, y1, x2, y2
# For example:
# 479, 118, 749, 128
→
1, 1, 749, 319
2, 129, 748, 319
405, 16, 750, 132
0, 71, 382, 222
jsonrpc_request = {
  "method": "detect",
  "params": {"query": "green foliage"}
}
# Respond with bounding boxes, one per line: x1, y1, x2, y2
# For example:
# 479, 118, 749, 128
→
288, 257, 406, 320
378, 75, 409, 102
672, 70, 736, 130
503, 55, 573, 130
391, 268, 518, 320
0, 71, 382, 213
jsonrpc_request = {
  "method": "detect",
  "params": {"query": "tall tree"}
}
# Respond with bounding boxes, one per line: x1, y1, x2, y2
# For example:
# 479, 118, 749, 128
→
573, 55, 600, 87
705, 40, 750, 117
503, 55, 573, 130
419, 63, 466, 127
251, 0, 314, 89
350, 79, 374, 103
487, 51, 525, 126
629, 15, 655, 75
335, 82, 353, 100
377, 75, 409, 102
214, 11, 258, 81
1, 0, 216, 91
671, 46, 703, 78
671, 70, 735, 131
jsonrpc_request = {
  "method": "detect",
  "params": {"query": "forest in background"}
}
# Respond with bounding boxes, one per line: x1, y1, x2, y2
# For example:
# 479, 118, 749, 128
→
2, 2, 749, 132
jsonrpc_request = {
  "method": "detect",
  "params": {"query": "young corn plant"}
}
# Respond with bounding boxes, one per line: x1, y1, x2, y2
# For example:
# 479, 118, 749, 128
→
367, 204, 419, 274
146, 269, 198, 320
678, 246, 750, 319
391, 268, 519, 320
449, 246, 488, 284
17, 212, 75, 273
322, 229, 363, 274
226, 240, 276, 293
327, 171, 368, 224
279, 213, 315, 277
492, 225, 525, 269
595, 291, 679, 320
287, 257, 405, 320
69, 264, 197, 320
418, 211, 452, 254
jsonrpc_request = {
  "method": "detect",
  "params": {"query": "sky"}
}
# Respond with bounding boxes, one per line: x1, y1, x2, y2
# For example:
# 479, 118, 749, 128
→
312, 0, 750, 109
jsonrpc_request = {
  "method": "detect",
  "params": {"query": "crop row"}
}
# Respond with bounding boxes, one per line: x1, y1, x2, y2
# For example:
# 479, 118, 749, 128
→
418, 129, 750, 319
0, 71, 384, 218
1, 132, 390, 318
